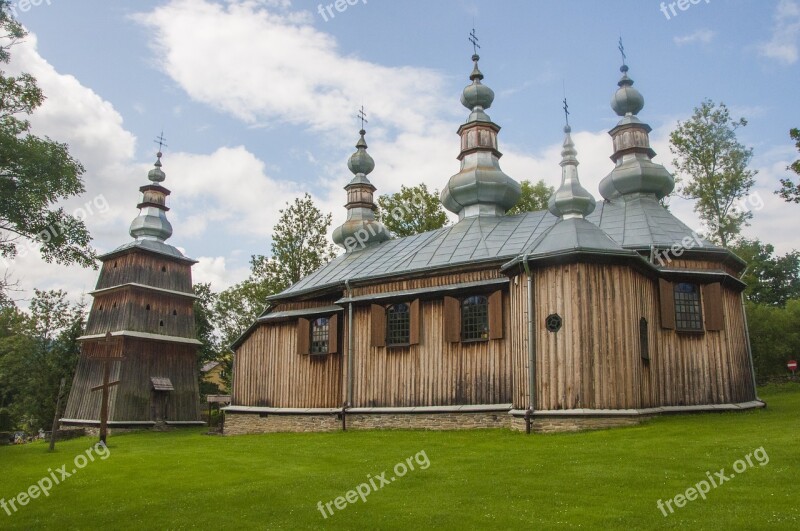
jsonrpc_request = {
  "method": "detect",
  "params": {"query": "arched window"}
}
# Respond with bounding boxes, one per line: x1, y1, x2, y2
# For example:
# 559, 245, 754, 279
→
461, 295, 489, 341
310, 317, 330, 355
387, 303, 411, 346
674, 283, 703, 331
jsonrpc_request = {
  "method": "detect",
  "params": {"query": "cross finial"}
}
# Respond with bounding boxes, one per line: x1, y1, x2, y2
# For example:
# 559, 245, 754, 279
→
356, 106, 368, 132
469, 27, 481, 56
563, 97, 570, 127
618, 36, 627, 66
154, 131, 168, 154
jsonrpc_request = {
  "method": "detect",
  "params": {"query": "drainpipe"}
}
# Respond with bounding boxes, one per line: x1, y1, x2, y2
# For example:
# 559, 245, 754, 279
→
738, 267, 760, 402
522, 253, 535, 434
343, 279, 355, 430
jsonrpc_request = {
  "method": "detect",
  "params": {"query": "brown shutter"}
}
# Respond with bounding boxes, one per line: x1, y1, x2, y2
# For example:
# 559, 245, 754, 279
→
409, 299, 421, 345
659, 278, 676, 330
703, 283, 724, 331
443, 296, 461, 343
488, 290, 504, 340
328, 314, 339, 354
297, 318, 310, 355
370, 304, 386, 347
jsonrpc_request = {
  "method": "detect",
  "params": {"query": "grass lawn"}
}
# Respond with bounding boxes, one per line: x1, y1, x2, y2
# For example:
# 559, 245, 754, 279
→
1, 384, 798, 530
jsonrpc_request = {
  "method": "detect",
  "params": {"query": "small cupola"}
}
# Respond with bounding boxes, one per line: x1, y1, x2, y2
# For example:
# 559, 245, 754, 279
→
129, 151, 174, 242
440, 32, 521, 220
599, 52, 674, 201
332, 124, 391, 252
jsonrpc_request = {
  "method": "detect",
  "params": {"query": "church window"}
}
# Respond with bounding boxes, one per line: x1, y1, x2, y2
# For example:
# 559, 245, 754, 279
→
386, 303, 411, 346
310, 317, 330, 355
461, 295, 489, 341
674, 283, 703, 332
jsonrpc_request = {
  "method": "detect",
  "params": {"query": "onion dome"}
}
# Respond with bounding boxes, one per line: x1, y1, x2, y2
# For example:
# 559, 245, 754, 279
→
460, 54, 495, 123
548, 125, 596, 219
129, 152, 174, 242
347, 130, 375, 176
441, 53, 521, 219
599, 61, 674, 201
611, 65, 644, 117
332, 128, 391, 252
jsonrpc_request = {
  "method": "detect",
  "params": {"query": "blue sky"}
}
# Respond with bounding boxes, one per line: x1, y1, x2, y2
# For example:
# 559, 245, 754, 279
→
5, 0, 799, 303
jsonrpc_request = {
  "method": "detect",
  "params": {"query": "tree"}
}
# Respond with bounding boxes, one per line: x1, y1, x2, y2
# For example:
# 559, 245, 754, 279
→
214, 256, 284, 348
0, 2, 95, 299
669, 100, 757, 247
776, 128, 800, 203
210, 194, 336, 351
746, 299, 800, 383
263, 193, 337, 288
731, 239, 800, 307
506, 179, 554, 215
376, 183, 449, 238
0, 290, 85, 431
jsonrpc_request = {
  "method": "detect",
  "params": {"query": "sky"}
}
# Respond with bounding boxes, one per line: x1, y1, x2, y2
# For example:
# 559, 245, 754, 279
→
3, 0, 799, 306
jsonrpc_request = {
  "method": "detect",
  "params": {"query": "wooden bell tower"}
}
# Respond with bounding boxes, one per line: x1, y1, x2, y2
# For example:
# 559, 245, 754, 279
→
62, 148, 203, 429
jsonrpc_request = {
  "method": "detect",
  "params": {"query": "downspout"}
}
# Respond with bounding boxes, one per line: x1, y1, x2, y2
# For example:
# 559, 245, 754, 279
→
738, 267, 760, 402
522, 253, 535, 434
343, 279, 355, 430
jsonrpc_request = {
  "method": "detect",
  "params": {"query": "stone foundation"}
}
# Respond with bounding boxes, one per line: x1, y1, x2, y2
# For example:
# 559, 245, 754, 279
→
346, 412, 510, 431
509, 415, 645, 434
222, 400, 765, 435
224, 413, 341, 435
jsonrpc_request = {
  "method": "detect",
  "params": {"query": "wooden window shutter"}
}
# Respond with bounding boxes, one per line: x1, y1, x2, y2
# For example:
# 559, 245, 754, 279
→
658, 278, 676, 330
327, 314, 339, 354
297, 318, 310, 355
370, 304, 386, 347
443, 296, 461, 343
409, 299, 421, 345
703, 283, 724, 331
488, 290, 504, 340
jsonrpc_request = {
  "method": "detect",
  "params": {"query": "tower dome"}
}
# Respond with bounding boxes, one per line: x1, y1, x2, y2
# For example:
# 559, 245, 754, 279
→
129, 152, 174, 242
440, 48, 521, 219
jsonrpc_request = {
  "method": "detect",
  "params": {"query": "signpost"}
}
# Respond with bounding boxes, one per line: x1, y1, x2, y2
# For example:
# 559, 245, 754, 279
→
788, 360, 798, 376
90, 332, 124, 444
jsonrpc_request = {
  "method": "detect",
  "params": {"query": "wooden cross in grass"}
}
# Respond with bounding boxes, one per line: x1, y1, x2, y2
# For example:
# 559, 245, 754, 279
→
90, 332, 124, 444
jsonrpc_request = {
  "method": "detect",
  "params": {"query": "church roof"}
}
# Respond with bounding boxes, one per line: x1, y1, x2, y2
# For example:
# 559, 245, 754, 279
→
99, 238, 197, 264
270, 195, 734, 301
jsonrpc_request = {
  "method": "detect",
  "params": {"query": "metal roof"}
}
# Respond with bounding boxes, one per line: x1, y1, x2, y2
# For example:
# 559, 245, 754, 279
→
272, 193, 728, 301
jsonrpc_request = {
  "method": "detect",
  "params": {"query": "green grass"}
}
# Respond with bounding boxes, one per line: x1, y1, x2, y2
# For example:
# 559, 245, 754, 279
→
1, 385, 799, 530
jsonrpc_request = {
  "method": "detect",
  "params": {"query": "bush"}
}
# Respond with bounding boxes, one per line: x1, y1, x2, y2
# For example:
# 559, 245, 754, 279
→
747, 299, 800, 383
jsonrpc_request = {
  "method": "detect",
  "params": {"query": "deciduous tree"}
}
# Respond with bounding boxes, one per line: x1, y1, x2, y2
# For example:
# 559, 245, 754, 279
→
376, 183, 449, 237
0, 2, 95, 301
669, 100, 757, 247
776, 128, 800, 203
506, 179, 554, 215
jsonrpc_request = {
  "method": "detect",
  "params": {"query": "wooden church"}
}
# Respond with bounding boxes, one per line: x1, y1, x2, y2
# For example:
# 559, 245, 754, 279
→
62, 152, 203, 429
224, 52, 763, 434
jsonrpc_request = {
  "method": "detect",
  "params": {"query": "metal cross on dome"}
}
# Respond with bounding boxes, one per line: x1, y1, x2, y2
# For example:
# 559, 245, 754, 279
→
469, 27, 481, 55
618, 36, 627, 66
356, 106, 368, 131
563, 97, 570, 127
154, 131, 168, 153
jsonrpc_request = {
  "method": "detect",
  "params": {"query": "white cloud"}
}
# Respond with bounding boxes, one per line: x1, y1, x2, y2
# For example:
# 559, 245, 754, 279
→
674, 29, 716, 46
758, 0, 800, 64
